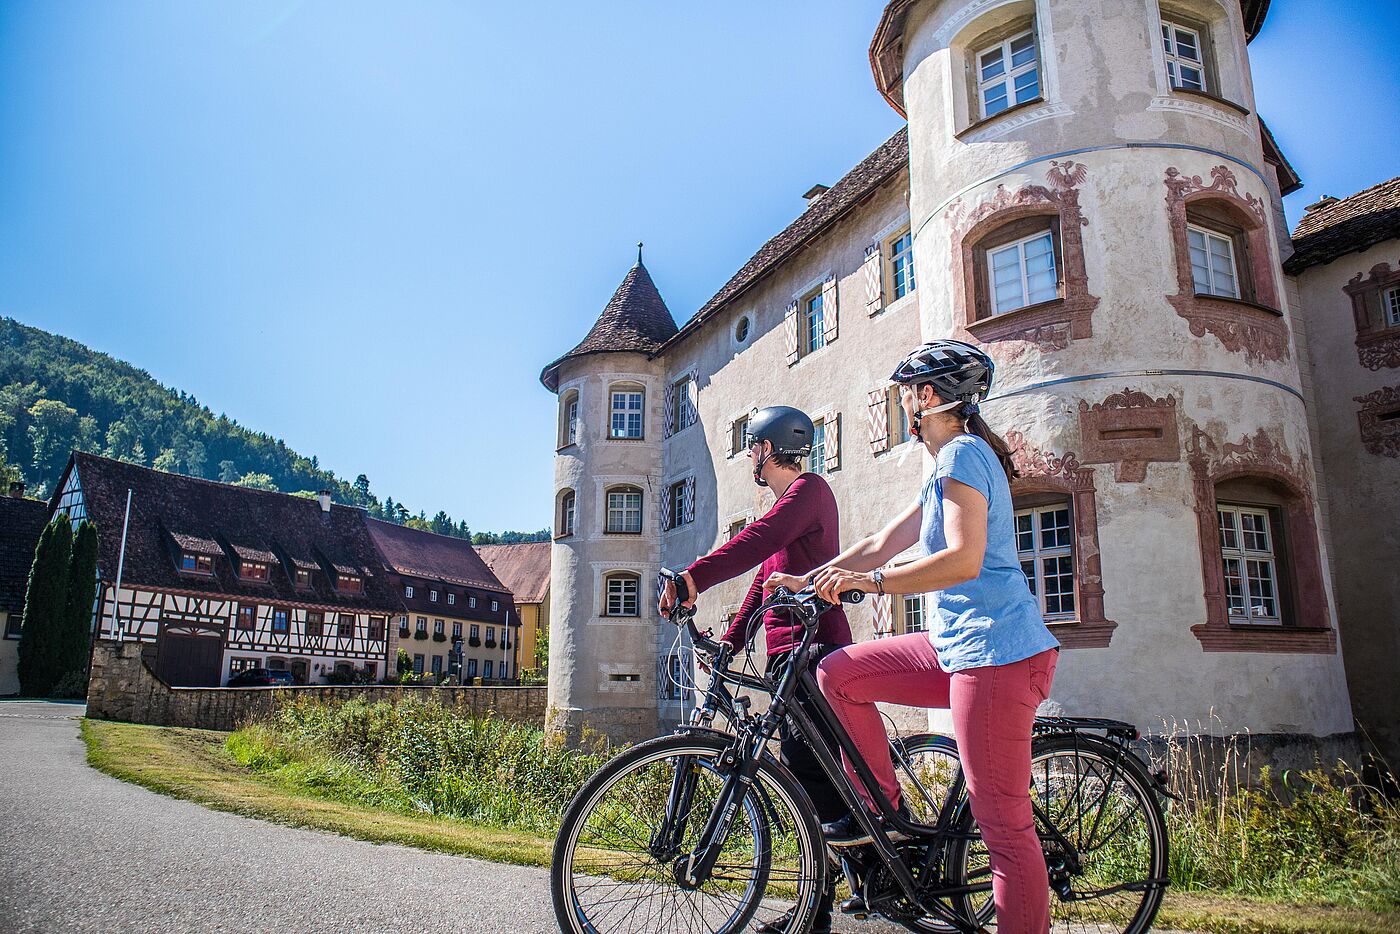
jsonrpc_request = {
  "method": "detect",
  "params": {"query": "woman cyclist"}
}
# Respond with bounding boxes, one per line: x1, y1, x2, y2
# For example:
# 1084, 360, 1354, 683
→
658, 404, 851, 934
766, 341, 1060, 934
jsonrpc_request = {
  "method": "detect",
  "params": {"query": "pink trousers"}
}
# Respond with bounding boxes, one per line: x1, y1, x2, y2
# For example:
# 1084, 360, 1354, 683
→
816, 634, 1058, 934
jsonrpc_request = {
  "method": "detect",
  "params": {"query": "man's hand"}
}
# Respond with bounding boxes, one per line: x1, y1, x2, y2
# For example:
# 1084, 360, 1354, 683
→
762, 572, 807, 595
658, 570, 698, 618
811, 566, 875, 604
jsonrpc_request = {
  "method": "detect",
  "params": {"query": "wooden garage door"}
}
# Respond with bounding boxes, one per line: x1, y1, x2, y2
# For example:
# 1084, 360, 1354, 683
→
156, 620, 224, 687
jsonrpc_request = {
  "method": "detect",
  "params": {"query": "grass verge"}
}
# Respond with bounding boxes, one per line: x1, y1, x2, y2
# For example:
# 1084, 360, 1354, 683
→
81, 718, 1400, 934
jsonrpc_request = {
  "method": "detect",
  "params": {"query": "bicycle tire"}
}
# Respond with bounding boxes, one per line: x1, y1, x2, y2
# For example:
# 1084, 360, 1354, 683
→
551, 732, 827, 934
946, 732, 1169, 934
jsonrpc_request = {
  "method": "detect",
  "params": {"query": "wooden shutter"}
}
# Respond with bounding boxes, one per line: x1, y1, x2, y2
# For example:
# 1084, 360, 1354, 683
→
663, 381, 676, 438
862, 242, 883, 315
660, 485, 674, 531
866, 388, 890, 454
972, 247, 990, 321
872, 593, 893, 638
683, 476, 696, 526
784, 301, 800, 365
821, 274, 839, 343
686, 376, 699, 428
824, 413, 841, 472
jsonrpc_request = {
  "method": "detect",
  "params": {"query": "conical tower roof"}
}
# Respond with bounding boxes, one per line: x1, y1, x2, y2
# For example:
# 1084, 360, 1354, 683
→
541, 256, 678, 391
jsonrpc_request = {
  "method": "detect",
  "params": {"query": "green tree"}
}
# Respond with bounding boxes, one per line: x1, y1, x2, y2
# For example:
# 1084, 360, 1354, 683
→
152, 447, 181, 473
396, 648, 412, 676
53, 521, 99, 697
27, 398, 80, 481
17, 514, 72, 697
185, 440, 207, 477
234, 472, 278, 491
218, 459, 240, 483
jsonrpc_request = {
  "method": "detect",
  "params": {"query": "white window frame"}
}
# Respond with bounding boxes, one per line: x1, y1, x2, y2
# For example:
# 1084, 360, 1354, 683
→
886, 385, 911, 447
808, 418, 828, 475
429, 590, 438, 603
416, 616, 427, 633
1384, 286, 1400, 328
988, 229, 1058, 314
1162, 21, 1207, 92
902, 594, 926, 633
1015, 503, 1076, 620
1187, 224, 1240, 298
671, 375, 695, 433
976, 29, 1040, 119
559, 490, 577, 536
404, 584, 414, 598
491, 599, 499, 612
889, 229, 916, 300
609, 388, 645, 440
604, 574, 641, 617
483, 660, 493, 680
730, 414, 751, 457
1218, 504, 1282, 624
802, 290, 826, 356
606, 487, 643, 534
447, 593, 455, 605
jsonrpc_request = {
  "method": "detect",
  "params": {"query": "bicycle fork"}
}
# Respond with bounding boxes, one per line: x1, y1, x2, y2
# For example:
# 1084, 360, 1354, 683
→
670, 736, 765, 890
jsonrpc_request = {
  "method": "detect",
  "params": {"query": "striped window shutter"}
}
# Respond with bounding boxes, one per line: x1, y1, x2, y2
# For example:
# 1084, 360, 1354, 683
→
663, 381, 676, 438
863, 242, 883, 315
686, 377, 699, 428
866, 388, 890, 454
824, 413, 841, 472
821, 274, 839, 343
683, 476, 696, 526
784, 301, 800, 365
725, 418, 736, 458
872, 593, 893, 638
660, 486, 674, 531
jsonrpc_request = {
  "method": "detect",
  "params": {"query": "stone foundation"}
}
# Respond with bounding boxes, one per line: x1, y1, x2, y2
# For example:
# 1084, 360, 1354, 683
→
87, 641, 546, 732
545, 704, 660, 750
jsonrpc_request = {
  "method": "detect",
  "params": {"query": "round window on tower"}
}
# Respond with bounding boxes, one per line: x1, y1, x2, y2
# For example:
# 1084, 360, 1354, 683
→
735, 315, 751, 343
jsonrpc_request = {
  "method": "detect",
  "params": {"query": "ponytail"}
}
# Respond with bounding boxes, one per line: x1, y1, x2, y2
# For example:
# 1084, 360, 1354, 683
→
963, 408, 1018, 482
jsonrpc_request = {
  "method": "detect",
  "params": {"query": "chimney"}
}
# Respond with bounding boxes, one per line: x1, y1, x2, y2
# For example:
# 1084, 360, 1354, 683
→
1304, 195, 1339, 213
317, 489, 332, 513
8, 481, 24, 499
802, 184, 830, 206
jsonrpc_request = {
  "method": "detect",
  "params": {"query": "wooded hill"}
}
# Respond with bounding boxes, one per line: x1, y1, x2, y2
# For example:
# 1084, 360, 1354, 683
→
0, 318, 544, 545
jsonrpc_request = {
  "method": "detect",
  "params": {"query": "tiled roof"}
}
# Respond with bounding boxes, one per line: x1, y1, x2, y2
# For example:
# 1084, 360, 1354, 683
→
477, 542, 551, 605
540, 261, 678, 390
1285, 175, 1400, 274
364, 518, 510, 594
663, 127, 910, 351
0, 497, 49, 616
58, 452, 401, 612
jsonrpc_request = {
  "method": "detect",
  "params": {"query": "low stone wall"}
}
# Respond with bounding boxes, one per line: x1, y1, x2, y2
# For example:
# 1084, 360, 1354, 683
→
86, 641, 547, 732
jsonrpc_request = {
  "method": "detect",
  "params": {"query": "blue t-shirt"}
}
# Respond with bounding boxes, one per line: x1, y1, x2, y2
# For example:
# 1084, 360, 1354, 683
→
918, 434, 1059, 673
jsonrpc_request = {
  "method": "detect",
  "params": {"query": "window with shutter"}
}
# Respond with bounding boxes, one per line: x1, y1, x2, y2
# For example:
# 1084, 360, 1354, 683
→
784, 301, 800, 366
683, 476, 696, 525
663, 381, 676, 437
825, 413, 841, 472
866, 389, 890, 454
821, 275, 839, 344
872, 593, 893, 638
863, 243, 883, 315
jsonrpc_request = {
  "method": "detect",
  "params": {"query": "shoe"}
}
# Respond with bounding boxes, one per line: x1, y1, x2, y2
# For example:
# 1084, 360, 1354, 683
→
821, 801, 914, 848
754, 899, 833, 933
839, 894, 868, 916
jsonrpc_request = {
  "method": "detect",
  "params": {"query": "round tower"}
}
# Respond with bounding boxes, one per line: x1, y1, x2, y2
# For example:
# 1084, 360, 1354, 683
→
869, 0, 1353, 744
540, 253, 678, 746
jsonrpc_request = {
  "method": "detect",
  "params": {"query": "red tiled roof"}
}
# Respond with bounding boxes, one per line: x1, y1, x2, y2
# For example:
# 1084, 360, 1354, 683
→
0, 497, 49, 616
541, 262, 678, 391
57, 452, 400, 612
1285, 175, 1400, 274
364, 518, 509, 594
477, 542, 551, 605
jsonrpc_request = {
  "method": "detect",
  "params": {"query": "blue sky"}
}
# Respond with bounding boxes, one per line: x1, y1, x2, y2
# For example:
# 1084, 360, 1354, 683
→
1, 1, 1395, 531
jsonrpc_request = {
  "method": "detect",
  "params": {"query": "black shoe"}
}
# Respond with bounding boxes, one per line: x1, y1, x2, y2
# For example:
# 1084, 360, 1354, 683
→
839, 894, 868, 916
754, 899, 833, 934
822, 802, 914, 848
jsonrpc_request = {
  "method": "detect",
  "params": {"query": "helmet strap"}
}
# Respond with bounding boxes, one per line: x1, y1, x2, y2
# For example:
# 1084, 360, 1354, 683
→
910, 398, 963, 441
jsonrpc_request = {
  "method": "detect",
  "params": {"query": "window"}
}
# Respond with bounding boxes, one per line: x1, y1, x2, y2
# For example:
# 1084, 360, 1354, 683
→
236, 604, 257, 631
1218, 505, 1282, 624
180, 553, 214, 574
605, 573, 641, 617
500, 660, 510, 679
735, 315, 751, 343
670, 375, 695, 434
887, 385, 911, 446
293, 568, 310, 587
466, 658, 478, 678
397, 615, 409, 632
229, 657, 258, 676
486, 626, 496, 646
484, 660, 494, 679
265, 656, 287, 671
1016, 504, 1075, 619
305, 611, 323, 637
989, 230, 1057, 314
447, 592, 456, 605
902, 595, 926, 633
668, 481, 686, 530
336, 573, 363, 594
889, 229, 916, 300
416, 616, 427, 634
808, 419, 828, 475
337, 614, 355, 638
452, 621, 462, 638
802, 290, 826, 356
609, 387, 645, 439
606, 486, 643, 534
502, 628, 511, 648
413, 653, 425, 675
1162, 21, 1206, 91
1383, 286, 1400, 328
429, 589, 438, 602
240, 560, 269, 582
1188, 224, 1239, 298
468, 595, 477, 609
434, 619, 444, 635
491, 599, 499, 612
976, 30, 1039, 119
558, 490, 576, 537
431, 655, 443, 676
731, 414, 751, 456
368, 616, 385, 640
271, 607, 290, 634
4, 613, 20, 638
470, 623, 480, 640
726, 518, 748, 541
405, 584, 414, 598
559, 389, 580, 448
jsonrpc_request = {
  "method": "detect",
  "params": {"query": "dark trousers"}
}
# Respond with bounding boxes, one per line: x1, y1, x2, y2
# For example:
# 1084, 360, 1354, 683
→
767, 643, 851, 825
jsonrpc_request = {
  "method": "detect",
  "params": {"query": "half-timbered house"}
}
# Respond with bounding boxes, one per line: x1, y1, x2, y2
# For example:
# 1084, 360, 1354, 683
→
52, 451, 399, 686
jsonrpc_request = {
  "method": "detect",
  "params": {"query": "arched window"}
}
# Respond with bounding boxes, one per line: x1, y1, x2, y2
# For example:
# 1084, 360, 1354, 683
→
602, 572, 641, 617
558, 389, 580, 448
557, 489, 577, 537
607, 383, 645, 440
605, 485, 643, 534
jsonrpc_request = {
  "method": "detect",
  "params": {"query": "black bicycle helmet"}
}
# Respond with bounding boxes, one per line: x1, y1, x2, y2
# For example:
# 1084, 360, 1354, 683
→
890, 340, 995, 410
744, 405, 814, 486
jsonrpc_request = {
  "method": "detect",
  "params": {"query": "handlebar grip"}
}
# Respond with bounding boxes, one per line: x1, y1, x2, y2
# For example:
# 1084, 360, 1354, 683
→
840, 590, 866, 605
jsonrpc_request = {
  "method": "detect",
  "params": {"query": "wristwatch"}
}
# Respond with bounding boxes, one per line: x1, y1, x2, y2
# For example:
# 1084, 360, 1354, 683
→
872, 568, 886, 596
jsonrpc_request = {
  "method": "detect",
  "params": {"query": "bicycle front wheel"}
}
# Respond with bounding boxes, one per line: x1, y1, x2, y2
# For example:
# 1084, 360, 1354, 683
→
551, 733, 827, 934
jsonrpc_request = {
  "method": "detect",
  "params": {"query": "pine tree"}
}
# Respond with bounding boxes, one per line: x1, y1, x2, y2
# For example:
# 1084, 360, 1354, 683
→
53, 521, 99, 697
16, 515, 72, 697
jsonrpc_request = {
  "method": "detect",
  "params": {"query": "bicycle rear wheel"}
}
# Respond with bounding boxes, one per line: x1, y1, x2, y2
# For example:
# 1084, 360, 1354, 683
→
551, 733, 827, 934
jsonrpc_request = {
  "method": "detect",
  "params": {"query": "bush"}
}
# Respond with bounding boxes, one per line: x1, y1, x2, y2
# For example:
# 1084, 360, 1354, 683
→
49, 669, 88, 699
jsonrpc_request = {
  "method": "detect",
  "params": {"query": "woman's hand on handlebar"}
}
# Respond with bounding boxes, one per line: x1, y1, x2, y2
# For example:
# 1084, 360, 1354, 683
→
658, 569, 698, 619
762, 572, 807, 595
811, 566, 875, 604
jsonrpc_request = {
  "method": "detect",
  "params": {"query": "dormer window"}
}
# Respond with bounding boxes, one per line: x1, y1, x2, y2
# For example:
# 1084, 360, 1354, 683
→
447, 593, 456, 605
469, 595, 477, 609
180, 553, 214, 574
405, 584, 415, 598
336, 572, 363, 594
240, 560, 270, 582
430, 589, 439, 603
293, 568, 311, 588
491, 599, 499, 612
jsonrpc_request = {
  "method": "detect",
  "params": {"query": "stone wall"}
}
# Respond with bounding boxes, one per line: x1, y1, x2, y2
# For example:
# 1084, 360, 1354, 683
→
86, 640, 547, 733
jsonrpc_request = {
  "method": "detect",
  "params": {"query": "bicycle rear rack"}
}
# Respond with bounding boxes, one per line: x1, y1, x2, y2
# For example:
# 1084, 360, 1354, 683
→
1033, 716, 1140, 742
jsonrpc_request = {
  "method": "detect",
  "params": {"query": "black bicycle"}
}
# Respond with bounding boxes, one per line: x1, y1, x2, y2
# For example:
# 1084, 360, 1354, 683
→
550, 573, 1171, 933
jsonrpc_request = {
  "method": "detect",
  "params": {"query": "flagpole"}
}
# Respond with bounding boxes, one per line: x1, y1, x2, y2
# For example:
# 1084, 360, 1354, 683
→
109, 489, 132, 644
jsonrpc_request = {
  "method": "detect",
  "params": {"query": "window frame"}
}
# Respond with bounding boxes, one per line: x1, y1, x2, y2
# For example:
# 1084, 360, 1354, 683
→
559, 389, 581, 449
1187, 222, 1241, 299
608, 386, 646, 440
1384, 286, 1400, 329
975, 28, 1041, 120
429, 589, 439, 603
305, 610, 323, 638
447, 592, 455, 605
901, 594, 926, 634
293, 567, 311, 588
336, 614, 355, 638
800, 289, 826, 358
971, 214, 1064, 321
808, 418, 828, 476
886, 385, 911, 448
271, 606, 290, 634
235, 604, 257, 631
888, 228, 916, 301
180, 553, 215, 575
239, 560, 269, 582
1015, 502, 1077, 621
605, 485, 644, 535
1161, 20, 1207, 92
987, 229, 1060, 316
730, 414, 751, 457
1217, 502, 1285, 625
558, 489, 577, 537
368, 616, 385, 641
404, 584, 414, 598
670, 375, 695, 434
667, 480, 686, 530
335, 572, 363, 594
603, 572, 641, 618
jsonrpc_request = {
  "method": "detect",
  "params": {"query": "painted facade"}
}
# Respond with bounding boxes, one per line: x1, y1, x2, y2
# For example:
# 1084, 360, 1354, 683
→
541, 0, 1391, 752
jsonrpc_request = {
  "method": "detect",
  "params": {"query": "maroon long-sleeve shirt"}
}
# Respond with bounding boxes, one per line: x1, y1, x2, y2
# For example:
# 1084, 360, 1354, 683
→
686, 473, 852, 655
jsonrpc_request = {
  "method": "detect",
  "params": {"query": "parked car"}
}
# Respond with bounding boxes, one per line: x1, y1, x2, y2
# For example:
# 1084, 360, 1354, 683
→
226, 667, 298, 687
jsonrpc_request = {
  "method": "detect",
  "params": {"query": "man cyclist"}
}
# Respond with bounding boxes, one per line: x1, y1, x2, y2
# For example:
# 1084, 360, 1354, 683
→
658, 404, 851, 934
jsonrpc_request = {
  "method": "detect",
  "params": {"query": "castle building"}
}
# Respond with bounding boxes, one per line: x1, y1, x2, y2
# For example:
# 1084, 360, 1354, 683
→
541, 0, 1396, 760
